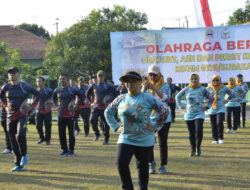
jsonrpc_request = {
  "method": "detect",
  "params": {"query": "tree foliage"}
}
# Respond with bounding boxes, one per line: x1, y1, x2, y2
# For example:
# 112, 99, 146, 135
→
17, 23, 50, 41
0, 42, 36, 86
43, 5, 148, 80
227, 1, 250, 25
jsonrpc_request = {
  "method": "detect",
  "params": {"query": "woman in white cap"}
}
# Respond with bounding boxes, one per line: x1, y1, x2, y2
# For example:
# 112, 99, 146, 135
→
142, 64, 172, 174
105, 71, 168, 190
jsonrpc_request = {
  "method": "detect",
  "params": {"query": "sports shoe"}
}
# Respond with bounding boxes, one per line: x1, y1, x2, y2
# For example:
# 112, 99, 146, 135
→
46, 141, 51, 145
67, 150, 75, 156
2, 149, 12, 154
75, 129, 81, 136
103, 141, 109, 145
212, 141, 218, 144
226, 129, 231, 134
232, 130, 237, 134
85, 133, 89, 137
94, 134, 101, 141
11, 166, 24, 172
37, 139, 45, 144
20, 154, 29, 166
190, 151, 195, 157
149, 161, 156, 174
196, 151, 201, 156
59, 150, 69, 156
219, 139, 224, 144
158, 166, 167, 174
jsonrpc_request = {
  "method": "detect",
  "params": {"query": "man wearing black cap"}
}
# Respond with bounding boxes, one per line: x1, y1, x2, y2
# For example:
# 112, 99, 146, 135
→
86, 70, 117, 144
0, 66, 39, 172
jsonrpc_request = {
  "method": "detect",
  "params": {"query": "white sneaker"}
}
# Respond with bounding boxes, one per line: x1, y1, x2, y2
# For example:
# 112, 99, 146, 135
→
219, 139, 224, 144
2, 149, 12, 154
212, 141, 218, 144
226, 129, 231, 134
232, 130, 237, 134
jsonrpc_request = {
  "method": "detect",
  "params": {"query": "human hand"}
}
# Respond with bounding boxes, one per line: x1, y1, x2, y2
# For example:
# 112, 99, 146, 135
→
144, 124, 155, 132
182, 108, 187, 113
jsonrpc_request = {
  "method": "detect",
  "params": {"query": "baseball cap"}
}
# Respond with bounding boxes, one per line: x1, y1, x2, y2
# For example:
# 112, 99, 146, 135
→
78, 76, 84, 81
97, 70, 105, 77
148, 65, 160, 74
8, 66, 19, 73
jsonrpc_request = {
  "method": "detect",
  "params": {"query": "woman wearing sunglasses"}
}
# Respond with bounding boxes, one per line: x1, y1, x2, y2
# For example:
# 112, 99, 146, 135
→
207, 75, 233, 144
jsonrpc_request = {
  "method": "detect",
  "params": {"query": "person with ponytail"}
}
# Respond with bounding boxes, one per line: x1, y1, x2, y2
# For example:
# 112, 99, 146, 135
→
225, 77, 243, 134
104, 71, 169, 190
236, 74, 248, 128
176, 73, 214, 156
207, 75, 233, 144
141, 64, 172, 174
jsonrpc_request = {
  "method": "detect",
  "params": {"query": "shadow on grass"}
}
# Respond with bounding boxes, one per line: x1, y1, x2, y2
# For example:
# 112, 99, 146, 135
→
150, 172, 250, 189
0, 171, 121, 189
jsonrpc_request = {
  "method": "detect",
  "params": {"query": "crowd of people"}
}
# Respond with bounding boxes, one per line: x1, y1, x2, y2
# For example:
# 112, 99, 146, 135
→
0, 65, 248, 190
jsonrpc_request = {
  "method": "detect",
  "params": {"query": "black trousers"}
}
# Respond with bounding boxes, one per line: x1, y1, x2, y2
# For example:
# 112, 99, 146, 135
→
186, 119, 204, 152
74, 107, 91, 134
168, 102, 176, 122
240, 103, 246, 125
226, 106, 240, 130
209, 113, 225, 141
149, 122, 171, 166
58, 116, 75, 151
36, 112, 52, 141
7, 117, 27, 166
90, 107, 110, 141
1, 116, 12, 150
116, 143, 153, 190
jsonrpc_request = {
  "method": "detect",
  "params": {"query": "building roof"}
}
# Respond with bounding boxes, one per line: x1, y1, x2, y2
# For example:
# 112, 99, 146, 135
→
0, 25, 48, 60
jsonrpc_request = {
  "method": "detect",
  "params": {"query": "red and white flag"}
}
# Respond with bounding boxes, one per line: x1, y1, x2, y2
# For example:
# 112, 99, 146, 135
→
193, 0, 213, 27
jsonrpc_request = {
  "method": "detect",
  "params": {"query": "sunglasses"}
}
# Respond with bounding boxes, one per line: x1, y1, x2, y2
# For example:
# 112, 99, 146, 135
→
213, 79, 219, 82
98, 74, 104, 77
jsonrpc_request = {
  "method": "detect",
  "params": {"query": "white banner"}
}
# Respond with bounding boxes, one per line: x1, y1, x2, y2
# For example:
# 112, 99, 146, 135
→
110, 25, 250, 84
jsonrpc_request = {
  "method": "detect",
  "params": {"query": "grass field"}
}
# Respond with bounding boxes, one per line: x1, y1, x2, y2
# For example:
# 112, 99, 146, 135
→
0, 119, 250, 190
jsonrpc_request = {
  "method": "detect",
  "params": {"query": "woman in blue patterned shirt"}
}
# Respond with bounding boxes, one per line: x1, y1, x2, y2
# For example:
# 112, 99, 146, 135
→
105, 71, 168, 190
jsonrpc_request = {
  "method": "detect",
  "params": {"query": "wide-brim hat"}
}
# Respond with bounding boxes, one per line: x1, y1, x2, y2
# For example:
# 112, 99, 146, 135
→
119, 71, 142, 82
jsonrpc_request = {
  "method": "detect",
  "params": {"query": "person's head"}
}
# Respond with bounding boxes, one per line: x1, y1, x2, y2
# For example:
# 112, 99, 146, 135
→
236, 74, 243, 83
228, 77, 235, 86
69, 79, 75, 87
148, 65, 160, 83
91, 75, 97, 83
108, 80, 114, 86
36, 77, 45, 89
190, 73, 199, 86
212, 75, 221, 87
78, 76, 85, 87
97, 70, 105, 83
120, 71, 142, 96
167, 77, 172, 84
7, 66, 19, 83
59, 74, 69, 87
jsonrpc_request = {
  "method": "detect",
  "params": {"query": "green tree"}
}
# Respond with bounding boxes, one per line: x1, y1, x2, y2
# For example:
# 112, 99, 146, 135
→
17, 23, 50, 41
43, 5, 148, 80
0, 42, 36, 86
227, 1, 250, 25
